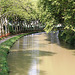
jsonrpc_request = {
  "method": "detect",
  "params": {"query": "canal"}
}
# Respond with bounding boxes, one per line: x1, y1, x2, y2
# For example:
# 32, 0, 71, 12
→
7, 32, 75, 75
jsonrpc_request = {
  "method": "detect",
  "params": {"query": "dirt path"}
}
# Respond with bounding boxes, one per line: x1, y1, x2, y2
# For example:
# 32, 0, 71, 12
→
0, 35, 17, 44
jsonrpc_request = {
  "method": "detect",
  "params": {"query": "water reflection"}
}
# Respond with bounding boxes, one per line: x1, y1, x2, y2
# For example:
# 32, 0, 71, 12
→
7, 32, 75, 75
46, 31, 60, 45
8, 50, 56, 75
46, 31, 75, 49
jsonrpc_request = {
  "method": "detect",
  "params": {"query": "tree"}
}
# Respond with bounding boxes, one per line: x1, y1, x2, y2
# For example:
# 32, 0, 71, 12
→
37, 0, 75, 44
38, 0, 75, 32
0, 0, 39, 35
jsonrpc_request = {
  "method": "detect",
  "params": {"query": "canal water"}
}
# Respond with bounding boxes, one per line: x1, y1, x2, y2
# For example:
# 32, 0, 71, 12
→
7, 32, 75, 75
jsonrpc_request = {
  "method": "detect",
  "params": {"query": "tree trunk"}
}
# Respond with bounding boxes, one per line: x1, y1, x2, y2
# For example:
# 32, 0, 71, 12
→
1, 17, 4, 37
3, 16, 8, 36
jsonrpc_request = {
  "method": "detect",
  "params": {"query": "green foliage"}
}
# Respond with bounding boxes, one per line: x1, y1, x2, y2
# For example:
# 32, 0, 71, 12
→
37, 0, 75, 45
0, 0, 39, 21
0, 0, 74, 44
59, 30, 75, 45
38, 0, 75, 32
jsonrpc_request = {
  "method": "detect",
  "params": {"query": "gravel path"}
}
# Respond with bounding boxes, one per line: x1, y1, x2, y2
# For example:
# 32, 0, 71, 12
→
0, 35, 17, 44
0, 32, 36, 44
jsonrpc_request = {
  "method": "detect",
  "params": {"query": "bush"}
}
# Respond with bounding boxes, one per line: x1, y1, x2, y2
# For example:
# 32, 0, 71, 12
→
59, 30, 75, 45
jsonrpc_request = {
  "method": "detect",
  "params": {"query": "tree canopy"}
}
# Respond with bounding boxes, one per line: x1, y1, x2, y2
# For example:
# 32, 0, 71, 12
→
0, 0, 75, 44
37, 0, 75, 32
0, 0, 38, 21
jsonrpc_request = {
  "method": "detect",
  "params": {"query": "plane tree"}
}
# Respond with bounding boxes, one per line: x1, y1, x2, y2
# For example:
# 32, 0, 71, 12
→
37, 0, 75, 44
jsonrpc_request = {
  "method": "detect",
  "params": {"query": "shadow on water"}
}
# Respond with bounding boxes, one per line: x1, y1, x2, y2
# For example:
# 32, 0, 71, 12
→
8, 50, 56, 75
45, 31, 75, 50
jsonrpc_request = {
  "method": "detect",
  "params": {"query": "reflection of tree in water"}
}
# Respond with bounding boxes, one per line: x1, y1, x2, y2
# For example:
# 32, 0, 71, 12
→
12, 34, 41, 50
46, 31, 60, 44
8, 50, 56, 75
46, 31, 75, 49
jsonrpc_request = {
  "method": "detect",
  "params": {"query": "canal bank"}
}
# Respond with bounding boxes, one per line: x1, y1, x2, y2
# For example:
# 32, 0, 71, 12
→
0, 31, 40, 75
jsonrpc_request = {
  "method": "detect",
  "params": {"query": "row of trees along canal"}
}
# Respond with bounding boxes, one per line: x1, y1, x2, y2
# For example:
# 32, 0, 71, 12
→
38, 0, 75, 45
0, 0, 44, 38
0, 0, 75, 45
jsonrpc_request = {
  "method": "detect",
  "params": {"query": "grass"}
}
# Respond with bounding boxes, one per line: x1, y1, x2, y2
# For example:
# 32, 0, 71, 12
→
0, 32, 39, 75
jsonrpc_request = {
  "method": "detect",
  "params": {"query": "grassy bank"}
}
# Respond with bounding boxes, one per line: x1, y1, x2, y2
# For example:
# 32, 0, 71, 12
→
59, 30, 75, 46
0, 32, 39, 75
